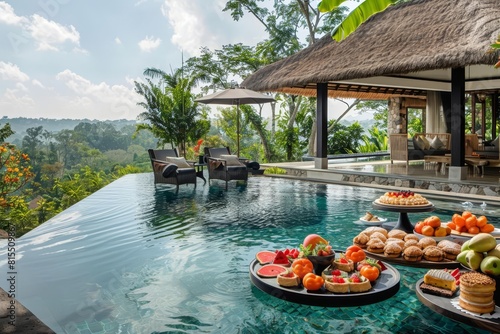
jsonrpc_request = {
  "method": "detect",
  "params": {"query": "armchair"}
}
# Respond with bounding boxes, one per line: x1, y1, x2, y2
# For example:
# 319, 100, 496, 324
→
204, 147, 248, 189
148, 149, 197, 189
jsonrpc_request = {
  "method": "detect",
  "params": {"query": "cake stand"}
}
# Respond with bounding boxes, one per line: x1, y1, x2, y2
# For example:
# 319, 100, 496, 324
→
372, 200, 435, 233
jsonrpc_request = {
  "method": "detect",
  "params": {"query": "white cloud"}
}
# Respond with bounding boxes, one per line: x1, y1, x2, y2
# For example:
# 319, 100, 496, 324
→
0, 61, 30, 81
138, 36, 161, 52
0, 1, 27, 26
115, 37, 122, 45
27, 14, 80, 51
32, 79, 44, 88
162, 0, 218, 56
55, 69, 142, 119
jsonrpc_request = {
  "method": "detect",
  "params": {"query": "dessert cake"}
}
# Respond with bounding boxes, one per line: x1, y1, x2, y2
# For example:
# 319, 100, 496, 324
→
276, 270, 301, 287
377, 190, 429, 206
459, 272, 496, 314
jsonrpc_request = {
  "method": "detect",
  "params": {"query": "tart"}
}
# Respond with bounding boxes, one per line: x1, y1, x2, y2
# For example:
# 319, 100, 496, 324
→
377, 191, 429, 206
332, 258, 354, 272
276, 269, 301, 287
324, 275, 349, 293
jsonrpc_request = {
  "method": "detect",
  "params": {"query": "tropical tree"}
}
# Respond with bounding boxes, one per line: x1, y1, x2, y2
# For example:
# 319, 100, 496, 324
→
134, 68, 210, 155
318, 0, 398, 41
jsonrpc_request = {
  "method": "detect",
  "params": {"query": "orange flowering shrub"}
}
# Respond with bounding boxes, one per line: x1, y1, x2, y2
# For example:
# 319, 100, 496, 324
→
0, 143, 34, 208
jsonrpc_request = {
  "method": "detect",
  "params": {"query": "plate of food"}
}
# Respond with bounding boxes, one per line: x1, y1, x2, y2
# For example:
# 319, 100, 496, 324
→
358, 212, 387, 225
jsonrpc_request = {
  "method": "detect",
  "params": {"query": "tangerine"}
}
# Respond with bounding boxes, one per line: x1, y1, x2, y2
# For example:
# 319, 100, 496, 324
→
434, 226, 448, 237
462, 211, 472, 219
414, 221, 425, 234
454, 215, 466, 228
476, 215, 488, 227
480, 224, 495, 233
465, 216, 477, 230
425, 216, 441, 228
421, 225, 435, 236
446, 222, 456, 230
467, 226, 480, 234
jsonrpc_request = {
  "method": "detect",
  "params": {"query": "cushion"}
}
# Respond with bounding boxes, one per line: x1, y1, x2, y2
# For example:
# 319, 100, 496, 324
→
407, 139, 415, 150
430, 136, 445, 150
413, 136, 425, 150
220, 154, 244, 166
491, 135, 499, 148
162, 164, 178, 177
420, 135, 431, 150
165, 157, 192, 168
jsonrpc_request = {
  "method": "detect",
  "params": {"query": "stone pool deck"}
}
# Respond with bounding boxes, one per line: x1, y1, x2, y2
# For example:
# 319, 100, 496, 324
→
0, 288, 55, 333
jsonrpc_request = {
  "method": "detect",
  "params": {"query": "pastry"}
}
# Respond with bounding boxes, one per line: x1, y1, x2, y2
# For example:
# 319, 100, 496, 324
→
437, 240, 461, 260
362, 212, 374, 221
404, 239, 419, 249
424, 269, 457, 292
417, 237, 437, 249
332, 258, 354, 272
366, 238, 385, 253
324, 276, 349, 293
348, 273, 372, 293
388, 229, 407, 240
353, 232, 370, 249
370, 231, 387, 243
403, 246, 423, 262
386, 238, 405, 249
423, 246, 445, 262
404, 234, 420, 242
277, 270, 301, 287
459, 272, 496, 314
377, 191, 429, 206
363, 227, 388, 238
384, 242, 402, 258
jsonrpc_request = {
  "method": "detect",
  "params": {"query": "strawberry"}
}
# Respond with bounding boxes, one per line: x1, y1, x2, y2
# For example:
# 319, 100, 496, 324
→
332, 276, 345, 283
332, 269, 341, 276
340, 258, 348, 264
350, 274, 360, 283
450, 268, 460, 278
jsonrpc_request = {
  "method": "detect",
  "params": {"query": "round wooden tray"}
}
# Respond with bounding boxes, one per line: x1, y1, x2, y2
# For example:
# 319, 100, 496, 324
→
249, 258, 400, 307
363, 250, 461, 269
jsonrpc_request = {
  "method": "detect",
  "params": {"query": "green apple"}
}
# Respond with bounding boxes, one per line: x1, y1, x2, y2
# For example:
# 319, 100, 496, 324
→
466, 250, 484, 271
457, 250, 469, 268
486, 244, 500, 258
480, 255, 500, 276
461, 240, 471, 252
468, 233, 497, 253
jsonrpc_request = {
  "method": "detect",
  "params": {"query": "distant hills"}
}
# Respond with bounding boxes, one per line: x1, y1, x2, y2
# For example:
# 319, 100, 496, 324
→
1, 117, 138, 143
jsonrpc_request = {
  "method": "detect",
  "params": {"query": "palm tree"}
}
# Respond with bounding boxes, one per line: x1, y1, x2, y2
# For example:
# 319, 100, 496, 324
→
134, 68, 210, 156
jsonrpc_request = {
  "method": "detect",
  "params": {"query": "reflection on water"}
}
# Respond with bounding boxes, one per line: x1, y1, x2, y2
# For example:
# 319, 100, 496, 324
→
0, 173, 495, 333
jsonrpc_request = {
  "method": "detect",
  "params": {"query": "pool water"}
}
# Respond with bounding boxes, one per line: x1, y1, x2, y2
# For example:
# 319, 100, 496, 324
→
1, 173, 498, 334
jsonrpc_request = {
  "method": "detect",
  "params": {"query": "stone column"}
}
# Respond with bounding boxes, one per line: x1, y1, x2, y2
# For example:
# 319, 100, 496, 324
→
388, 97, 405, 134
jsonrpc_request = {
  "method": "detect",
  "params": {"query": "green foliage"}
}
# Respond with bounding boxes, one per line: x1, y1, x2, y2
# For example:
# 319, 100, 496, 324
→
263, 167, 287, 175
327, 121, 364, 154
358, 127, 388, 153
319, 0, 398, 41
355, 100, 388, 129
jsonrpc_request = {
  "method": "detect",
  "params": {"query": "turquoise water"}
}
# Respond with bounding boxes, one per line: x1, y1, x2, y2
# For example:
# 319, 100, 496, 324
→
1, 173, 498, 333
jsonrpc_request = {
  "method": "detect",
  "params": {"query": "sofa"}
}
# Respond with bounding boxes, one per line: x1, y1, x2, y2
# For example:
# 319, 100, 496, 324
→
390, 133, 451, 164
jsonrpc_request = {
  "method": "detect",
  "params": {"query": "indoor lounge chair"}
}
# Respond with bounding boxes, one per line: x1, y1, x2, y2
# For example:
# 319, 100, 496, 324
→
148, 148, 197, 189
204, 147, 249, 189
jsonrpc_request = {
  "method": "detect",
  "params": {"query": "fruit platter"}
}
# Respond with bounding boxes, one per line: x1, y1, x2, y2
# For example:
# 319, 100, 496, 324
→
353, 226, 462, 269
249, 234, 400, 307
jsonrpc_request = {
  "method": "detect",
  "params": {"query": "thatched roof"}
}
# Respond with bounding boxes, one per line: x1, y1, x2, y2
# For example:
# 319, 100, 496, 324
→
241, 0, 500, 99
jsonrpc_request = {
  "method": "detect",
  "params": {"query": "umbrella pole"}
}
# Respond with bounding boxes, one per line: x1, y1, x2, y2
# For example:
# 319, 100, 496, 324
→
237, 102, 240, 157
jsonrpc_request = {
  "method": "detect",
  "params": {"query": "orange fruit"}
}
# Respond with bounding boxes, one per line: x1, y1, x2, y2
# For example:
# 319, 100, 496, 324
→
454, 215, 466, 228
455, 225, 467, 233
445, 226, 452, 235
480, 224, 495, 233
425, 216, 441, 228
434, 226, 448, 237
446, 222, 456, 230
462, 211, 472, 219
476, 215, 488, 227
467, 226, 480, 234
465, 216, 477, 230
414, 222, 425, 234
422, 225, 435, 236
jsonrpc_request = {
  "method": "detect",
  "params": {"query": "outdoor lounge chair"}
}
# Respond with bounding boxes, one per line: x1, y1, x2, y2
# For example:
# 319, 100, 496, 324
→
204, 147, 249, 189
148, 148, 197, 189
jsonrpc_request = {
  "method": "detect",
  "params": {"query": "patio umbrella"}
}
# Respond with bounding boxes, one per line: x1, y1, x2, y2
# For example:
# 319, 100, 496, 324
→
195, 87, 275, 156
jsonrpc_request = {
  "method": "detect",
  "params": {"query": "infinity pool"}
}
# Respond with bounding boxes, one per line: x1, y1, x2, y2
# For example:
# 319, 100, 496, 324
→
1, 173, 498, 333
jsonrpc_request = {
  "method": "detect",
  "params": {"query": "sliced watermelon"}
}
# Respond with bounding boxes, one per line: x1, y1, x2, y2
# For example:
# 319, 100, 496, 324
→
257, 264, 287, 278
256, 251, 277, 265
273, 250, 290, 266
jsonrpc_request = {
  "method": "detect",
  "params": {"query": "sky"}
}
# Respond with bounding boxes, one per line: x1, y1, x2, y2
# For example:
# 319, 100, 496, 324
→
0, 0, 364, 122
